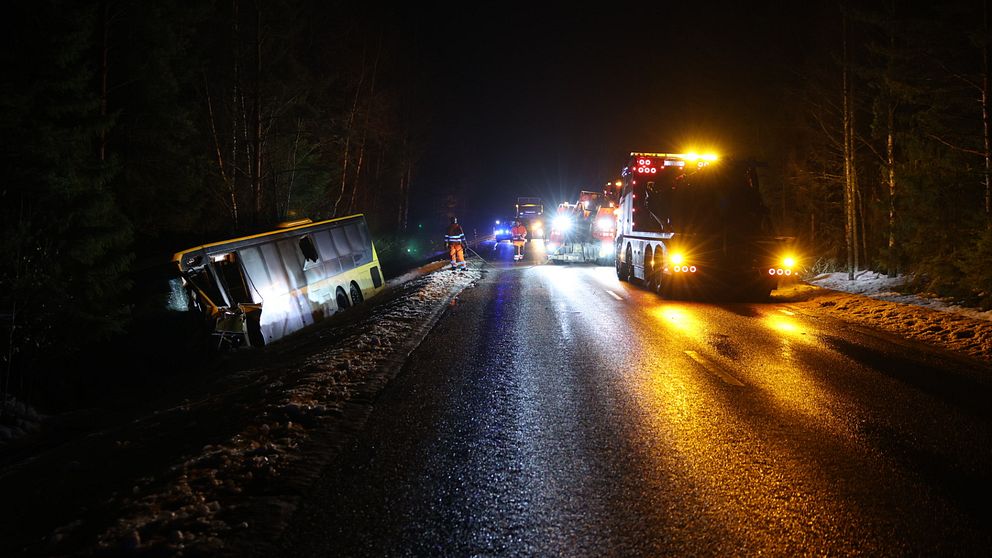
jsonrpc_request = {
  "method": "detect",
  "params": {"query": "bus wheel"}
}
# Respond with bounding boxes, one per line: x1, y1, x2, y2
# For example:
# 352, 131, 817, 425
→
350, 282, 364, 305
336, 287, 351, 310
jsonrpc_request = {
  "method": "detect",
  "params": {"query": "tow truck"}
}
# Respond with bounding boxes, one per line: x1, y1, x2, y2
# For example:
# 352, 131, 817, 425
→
514, 196, 546, 241
546, 188, 619, 265
613, 151, 799, 299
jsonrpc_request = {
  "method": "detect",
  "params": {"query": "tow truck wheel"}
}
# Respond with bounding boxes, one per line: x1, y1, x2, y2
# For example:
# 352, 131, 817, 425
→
625, 245, 634, 281
643, 248, 655, 289
647, 249, 664, 293
617, 245, 632, 282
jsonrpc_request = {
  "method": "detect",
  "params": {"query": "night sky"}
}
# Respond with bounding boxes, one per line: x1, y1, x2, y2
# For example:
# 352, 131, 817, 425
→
398, 2, 827, 229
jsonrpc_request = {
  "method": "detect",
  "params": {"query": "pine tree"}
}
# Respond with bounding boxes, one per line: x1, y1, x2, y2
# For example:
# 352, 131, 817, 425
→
1, 1, 133, 408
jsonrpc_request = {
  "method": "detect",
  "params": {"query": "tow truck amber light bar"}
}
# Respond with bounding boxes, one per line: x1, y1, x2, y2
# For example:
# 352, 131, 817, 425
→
629, 151, 719, 160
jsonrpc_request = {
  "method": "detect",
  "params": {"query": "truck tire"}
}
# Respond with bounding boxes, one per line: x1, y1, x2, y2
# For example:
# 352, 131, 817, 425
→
646, 247, 661, 292
618, 244, 632, 282
336, 287, 351, 310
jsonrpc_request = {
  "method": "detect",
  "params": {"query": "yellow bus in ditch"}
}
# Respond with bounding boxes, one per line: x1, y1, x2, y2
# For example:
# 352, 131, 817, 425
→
172, 214, 385, 349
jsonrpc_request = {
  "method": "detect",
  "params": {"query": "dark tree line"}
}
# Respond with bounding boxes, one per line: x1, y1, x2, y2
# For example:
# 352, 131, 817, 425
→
761, 0, 991, 307
1, 0, 429, 414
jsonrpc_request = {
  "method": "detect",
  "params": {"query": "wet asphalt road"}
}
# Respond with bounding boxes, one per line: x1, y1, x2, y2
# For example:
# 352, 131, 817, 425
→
276, 240, 992, 557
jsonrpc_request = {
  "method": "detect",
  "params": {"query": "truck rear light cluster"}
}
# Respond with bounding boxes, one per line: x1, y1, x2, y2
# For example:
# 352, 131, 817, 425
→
768, 268, 793, 276
673, 265, 697, 273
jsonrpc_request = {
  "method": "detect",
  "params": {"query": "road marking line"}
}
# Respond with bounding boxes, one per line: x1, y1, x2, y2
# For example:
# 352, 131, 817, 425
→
605, 290, 623, 300
684, 350, 745, 386
778, 308, 795, 316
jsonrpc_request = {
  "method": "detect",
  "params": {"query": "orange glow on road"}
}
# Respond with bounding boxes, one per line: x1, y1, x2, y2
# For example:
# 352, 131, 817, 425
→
766, 316, 801, 335
652, 304, 704, 340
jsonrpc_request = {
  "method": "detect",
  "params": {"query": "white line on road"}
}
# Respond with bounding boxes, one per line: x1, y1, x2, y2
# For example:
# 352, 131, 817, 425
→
605, 290, 623, 300
778, 308, 795, 316
684, 350, 745, 386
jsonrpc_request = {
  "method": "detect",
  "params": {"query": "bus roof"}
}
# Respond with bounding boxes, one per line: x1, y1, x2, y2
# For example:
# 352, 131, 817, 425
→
171, 213, 367, 264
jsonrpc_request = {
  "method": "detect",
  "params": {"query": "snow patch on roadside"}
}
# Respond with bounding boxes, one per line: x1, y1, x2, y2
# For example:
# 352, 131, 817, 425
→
86, 265, 481, 556
789, 271, 992, 362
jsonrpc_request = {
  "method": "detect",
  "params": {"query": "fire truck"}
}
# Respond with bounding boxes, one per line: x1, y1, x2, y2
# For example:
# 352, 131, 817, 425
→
613, 152, 798, 299
546, 188, 619, 265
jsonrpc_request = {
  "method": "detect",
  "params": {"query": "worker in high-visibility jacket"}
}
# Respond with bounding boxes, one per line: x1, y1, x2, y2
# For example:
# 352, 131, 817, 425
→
510, 219, 527, 261
445, 216, 467, 271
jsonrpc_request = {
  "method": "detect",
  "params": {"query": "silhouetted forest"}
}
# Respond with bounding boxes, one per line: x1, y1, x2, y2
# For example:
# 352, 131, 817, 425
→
1, 0, 432, 412
761, 1, 992, 304
2, 1, 991, 415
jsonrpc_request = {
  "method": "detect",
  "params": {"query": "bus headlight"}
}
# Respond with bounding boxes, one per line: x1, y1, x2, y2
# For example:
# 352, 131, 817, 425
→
670, 252, 684, 265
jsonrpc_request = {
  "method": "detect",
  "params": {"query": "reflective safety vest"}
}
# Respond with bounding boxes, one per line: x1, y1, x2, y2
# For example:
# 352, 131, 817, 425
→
445, 224, 466, 244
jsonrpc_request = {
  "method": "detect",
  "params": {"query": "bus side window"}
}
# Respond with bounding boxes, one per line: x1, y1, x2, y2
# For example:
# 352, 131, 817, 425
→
344, 222, 372, 266
257, 242, 294, 295
331, 227, 354, 271
313, 230, 343, 274
238, 246, 268, 303
276, 239, 307, 290
299, 235, 320, 269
